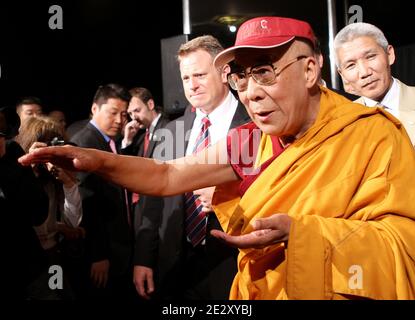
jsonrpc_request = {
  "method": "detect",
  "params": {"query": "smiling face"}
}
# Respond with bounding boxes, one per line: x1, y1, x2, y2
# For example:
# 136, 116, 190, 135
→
336, 36, 395, 101
234, 41, 320, 139
179, 49, 229, 114
92, 98, 128, 138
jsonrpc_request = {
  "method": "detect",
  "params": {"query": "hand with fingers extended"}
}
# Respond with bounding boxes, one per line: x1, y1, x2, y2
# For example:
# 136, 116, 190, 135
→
210, 213, 292, 249
19, 144, 104, 173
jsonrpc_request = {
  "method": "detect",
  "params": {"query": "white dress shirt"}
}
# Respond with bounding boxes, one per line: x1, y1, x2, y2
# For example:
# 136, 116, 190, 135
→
186, 92, 239, 155
361, 78, 400, 118
148, 113, 162, 140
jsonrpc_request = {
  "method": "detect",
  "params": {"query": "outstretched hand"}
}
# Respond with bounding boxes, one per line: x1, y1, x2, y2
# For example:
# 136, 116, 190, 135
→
18, 144, 103, 173
210, 213, 292, 249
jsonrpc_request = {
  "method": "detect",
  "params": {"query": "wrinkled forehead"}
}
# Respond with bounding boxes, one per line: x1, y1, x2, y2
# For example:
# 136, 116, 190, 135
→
233, 44, 291, 68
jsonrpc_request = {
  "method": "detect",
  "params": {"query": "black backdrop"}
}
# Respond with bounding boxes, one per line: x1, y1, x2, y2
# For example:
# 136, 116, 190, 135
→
0, 0, 182, 125
1, 0, 414, 127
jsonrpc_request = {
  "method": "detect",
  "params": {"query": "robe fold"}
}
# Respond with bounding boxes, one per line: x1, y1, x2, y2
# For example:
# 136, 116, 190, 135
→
213, 87, 415, 300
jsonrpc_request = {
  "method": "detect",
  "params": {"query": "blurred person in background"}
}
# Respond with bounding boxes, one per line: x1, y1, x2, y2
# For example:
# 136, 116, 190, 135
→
15, 115, 83, 299
15, 96, 43, 125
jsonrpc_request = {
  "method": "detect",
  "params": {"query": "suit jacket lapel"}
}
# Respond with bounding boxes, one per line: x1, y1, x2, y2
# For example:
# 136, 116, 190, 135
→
397, 79, 415, 111
182, 109, 196, 155
230, 101, 250, 129
86, 123, 112, 152
396, 80, 415, 145
146, 115, 169, 157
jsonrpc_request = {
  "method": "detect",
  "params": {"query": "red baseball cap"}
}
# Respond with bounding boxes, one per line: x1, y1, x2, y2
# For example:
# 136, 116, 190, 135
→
214, 16, 317, 67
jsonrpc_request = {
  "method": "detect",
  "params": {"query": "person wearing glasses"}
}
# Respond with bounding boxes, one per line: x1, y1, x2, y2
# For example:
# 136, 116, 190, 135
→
19, 17, 415, 300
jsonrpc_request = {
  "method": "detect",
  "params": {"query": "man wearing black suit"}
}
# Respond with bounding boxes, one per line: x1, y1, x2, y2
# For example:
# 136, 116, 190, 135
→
121, 87, 170, 227
133, 36, 250, 300
70, 84, 135, 299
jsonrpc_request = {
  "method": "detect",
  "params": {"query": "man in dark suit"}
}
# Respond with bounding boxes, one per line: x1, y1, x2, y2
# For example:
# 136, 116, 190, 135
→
133, 36, 250, 300
121, 87, 170, 228
70, 83, 135, 299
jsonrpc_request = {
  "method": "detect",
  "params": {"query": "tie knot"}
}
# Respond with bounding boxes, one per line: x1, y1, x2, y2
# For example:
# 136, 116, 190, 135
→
201, 117, 211, 128
109, 139, 117, 154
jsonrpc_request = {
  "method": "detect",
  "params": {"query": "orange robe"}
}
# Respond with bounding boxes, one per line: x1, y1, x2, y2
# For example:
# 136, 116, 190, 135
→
213, 87, 415, 300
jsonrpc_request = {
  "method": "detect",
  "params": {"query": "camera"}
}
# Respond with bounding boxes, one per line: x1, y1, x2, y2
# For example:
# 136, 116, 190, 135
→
48, 136, 66, 146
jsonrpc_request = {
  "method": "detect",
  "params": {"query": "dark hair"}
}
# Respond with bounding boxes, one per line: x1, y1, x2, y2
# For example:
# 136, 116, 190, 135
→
0, 106, 20, 138
93, 83, 131, 106
16, 96, 43, 107
0, 112, 6, 137
129, 87, 162, 113
15, 96, 43, 113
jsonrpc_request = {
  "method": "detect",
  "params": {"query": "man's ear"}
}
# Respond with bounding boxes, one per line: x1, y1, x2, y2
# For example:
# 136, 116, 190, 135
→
304, 56, 319, 88
91, 103, 98, 115
221, 64, 231, 83
147, 99, 155, 111
387, 44, 395, 66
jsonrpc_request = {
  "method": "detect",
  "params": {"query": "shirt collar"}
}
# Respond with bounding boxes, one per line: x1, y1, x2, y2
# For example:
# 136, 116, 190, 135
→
381, 77, 399, 111
361, 78, 399, 111
89, 119, 111, 142
194, 91, 235, 123
147, 113, 162, 139
148, 113, 161, 134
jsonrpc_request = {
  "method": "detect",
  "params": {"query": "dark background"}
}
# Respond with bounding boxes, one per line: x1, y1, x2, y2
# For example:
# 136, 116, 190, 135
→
189, 0, 415, 91
0, 0, 183, 124
0, 0, 413, 125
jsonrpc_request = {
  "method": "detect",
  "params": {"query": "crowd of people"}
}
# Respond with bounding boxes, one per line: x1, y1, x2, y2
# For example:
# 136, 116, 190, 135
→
2, 15, 415, 300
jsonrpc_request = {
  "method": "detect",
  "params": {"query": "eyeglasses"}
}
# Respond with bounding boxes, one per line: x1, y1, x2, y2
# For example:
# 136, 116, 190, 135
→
227, 55, 308, 92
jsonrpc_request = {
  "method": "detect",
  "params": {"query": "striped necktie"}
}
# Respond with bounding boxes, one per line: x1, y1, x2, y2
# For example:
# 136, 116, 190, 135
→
184, 116, 211, 247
